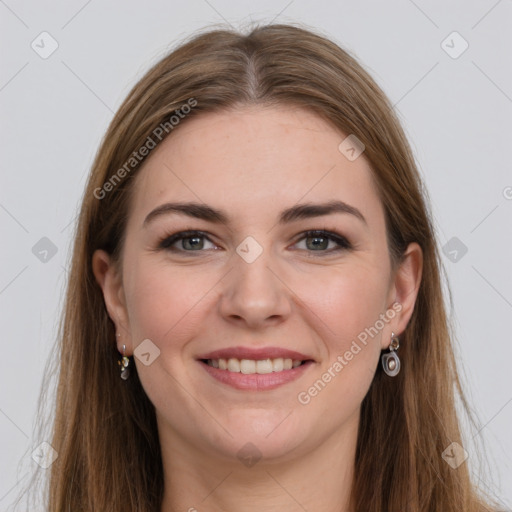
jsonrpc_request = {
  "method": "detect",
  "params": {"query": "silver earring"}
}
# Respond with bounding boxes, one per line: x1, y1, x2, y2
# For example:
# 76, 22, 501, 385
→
381, 332, 400, 377
117, 342, 131, 380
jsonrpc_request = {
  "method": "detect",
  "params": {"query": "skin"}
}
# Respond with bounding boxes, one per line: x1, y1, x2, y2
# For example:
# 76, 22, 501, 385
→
93, 105, 422, 512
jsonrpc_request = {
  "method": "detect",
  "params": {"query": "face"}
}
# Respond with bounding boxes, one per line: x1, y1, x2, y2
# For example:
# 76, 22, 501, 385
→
94, 105, 420, 465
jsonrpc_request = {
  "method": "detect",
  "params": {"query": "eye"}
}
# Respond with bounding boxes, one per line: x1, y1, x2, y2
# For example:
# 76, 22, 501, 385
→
158, 230, 217, 252
292, 230, 352, 254
157, 229, 352, 255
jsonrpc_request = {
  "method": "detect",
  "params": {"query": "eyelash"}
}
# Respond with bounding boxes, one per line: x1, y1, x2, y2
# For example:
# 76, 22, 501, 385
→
157, 229, 352, 256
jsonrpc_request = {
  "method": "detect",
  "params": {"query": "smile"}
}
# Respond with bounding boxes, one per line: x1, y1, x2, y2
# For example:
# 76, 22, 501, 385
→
204, 357, 304, 374
197, 346, 315, 390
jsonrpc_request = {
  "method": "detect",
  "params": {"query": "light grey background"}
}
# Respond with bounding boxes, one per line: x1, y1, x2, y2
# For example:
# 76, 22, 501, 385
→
1, 0, 511, 509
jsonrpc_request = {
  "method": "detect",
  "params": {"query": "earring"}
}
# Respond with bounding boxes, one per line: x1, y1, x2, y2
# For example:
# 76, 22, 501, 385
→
117, 341, 131, 380
381, 332, 400, 377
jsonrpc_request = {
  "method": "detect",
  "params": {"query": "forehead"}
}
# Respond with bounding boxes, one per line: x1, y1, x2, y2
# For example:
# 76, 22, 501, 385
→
127, 105, 385, 232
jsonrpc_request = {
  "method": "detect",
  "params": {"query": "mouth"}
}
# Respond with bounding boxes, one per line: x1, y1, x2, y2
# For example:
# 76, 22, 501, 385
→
200, 357, 307, 373
196, 346, 315, 390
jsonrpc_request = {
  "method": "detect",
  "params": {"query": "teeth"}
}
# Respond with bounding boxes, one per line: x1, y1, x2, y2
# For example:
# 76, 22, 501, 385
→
240, 359, 256, 374
227, 358, 240, 372
206, 357, 304, 374
273, 358, 284, 372
256, 359, 273, 374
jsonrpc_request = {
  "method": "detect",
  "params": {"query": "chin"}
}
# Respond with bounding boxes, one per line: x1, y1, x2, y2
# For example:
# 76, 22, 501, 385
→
201, 409, 311, 464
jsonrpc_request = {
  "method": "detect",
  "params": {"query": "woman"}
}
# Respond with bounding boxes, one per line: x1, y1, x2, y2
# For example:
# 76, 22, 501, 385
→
20, 23, 501, 511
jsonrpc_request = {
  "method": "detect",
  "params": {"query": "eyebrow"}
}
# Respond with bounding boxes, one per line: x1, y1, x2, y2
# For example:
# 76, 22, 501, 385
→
143, 199, 367, 227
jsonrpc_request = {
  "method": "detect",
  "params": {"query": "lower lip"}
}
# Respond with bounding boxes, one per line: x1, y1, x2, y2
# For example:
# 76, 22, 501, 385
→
199, 360, 314, 390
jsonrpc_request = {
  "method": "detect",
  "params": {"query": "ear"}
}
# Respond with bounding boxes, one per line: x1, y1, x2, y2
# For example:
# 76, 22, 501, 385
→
383, 242, 423, 349
92, 249, 132, 354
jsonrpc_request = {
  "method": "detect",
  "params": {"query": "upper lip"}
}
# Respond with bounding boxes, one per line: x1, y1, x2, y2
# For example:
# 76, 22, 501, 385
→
197, 346, 314, 361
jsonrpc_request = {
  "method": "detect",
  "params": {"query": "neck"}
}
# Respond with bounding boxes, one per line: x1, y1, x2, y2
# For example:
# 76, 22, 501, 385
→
159, 414, 358, 512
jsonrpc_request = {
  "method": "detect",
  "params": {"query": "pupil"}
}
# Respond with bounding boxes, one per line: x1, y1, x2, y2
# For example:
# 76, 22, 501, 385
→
308, 236, 327, 250
184, 236, 203, 250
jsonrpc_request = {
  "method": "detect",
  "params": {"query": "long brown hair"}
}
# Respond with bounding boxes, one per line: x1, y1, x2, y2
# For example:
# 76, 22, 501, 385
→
13, 22, 502, 511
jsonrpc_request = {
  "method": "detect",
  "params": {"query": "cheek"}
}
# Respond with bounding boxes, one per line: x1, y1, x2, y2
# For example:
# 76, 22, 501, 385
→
297, 263, 388, 398
122, 257, 218, 347
302, 263, 389, 349
125, 266, 175, 342
293, 272, 386, 424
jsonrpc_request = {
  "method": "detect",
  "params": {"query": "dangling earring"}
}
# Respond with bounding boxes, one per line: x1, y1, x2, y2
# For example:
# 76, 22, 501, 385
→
381, 332, 401, 377
117, 338, 131, 380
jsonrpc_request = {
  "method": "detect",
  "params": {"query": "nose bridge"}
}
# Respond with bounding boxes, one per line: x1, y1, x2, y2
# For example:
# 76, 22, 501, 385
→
219, 234, 291, 325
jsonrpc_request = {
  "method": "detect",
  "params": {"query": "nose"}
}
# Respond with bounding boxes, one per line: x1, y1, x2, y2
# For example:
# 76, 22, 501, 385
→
218, 244, 292, 330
